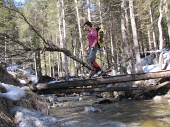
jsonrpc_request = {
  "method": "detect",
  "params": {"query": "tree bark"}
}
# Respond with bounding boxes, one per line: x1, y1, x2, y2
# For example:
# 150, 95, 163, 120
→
37, 86, 143, 94
149, 3, 159, 63
165, 1, 170, 47
74, 0, 85, 75
87, 0, 91, 21
30, 70, 170, 92
129, 0, 143, 73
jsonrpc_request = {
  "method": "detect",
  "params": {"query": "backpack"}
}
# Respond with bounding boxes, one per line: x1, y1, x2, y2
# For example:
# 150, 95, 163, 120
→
96, 27, 104, 48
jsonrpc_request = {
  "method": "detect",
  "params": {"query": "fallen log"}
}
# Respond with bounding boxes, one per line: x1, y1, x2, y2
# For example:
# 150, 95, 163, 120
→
37, 87, 144, 94
30, 70, 170, 92
144, 81, 170, 93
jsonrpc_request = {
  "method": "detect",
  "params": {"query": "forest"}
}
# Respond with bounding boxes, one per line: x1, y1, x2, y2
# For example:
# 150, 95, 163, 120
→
0, 0, 170, 81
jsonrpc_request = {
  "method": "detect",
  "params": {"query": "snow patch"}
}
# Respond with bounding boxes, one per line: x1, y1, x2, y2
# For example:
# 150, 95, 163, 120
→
0, 82, 26, 101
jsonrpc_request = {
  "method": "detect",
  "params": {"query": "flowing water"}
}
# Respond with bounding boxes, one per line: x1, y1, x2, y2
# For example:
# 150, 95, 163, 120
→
49, 96, 170, 127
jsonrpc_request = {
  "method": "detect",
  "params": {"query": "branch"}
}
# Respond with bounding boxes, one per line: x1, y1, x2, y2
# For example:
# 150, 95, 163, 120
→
3, 7, 91, 70
5, 7, 48, 45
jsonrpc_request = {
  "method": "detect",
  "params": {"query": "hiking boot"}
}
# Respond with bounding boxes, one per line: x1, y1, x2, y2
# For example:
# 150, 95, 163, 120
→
92, 68, 102, 78
89, 70, 96, 78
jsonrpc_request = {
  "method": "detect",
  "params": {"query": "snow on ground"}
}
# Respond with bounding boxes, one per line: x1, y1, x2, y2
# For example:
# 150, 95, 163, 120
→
0, 82, 26, 101
10, 106, 58, 127
128, 49, 170, 73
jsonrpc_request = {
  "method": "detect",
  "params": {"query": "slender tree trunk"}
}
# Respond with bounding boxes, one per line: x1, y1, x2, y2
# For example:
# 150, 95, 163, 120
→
51, 53, 55, 77
34, 52, 38, 82
73, 39, 77, 77
43, 52, 47, 75
56, 1, 62, 79
4, 33, 7, 63
158, 0, 165, 70
149, 3, 158, 50
165, 0, 170, 47
158, 0, 164, 50
121, 0, 128, 74
98, 1, 106, 69
109, 9, 117, 74
56, 53, 60, 79
37, 51, 42, 80
98, 1, 103, 28
129, 0, 143, 73
149, 3, 159, 63
125, 3, 135, 73
48, 52, 51, 76
61, 0, 69, 80
74, 0, 85, 74
87, 0, 91, 21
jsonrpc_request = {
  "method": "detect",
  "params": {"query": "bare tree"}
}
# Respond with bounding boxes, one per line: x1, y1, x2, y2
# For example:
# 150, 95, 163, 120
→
149, 3, 159, 63
74, 0, 85, 73
158, 0, 166, 70
120, 0, 129, 74
165, 0, 170, 47
129, 0, 143, 73
87, 0, 91, 21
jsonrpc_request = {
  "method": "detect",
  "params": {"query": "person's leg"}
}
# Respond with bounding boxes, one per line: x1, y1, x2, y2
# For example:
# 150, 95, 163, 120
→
88, 47, 97, 77
89, 47, 101, 77
89, 47, 97, 70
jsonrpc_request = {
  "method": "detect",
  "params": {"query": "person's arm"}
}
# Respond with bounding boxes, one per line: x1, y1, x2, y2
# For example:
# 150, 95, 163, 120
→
90, 30, 98, 48
90, 39, 97, 48
84, 46, 89, 53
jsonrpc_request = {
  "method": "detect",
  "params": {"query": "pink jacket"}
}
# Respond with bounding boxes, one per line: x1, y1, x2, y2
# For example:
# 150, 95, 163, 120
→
88, 29, 98, 47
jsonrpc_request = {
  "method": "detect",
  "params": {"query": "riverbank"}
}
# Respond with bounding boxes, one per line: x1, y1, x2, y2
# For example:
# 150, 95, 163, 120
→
0, 91, 55, 127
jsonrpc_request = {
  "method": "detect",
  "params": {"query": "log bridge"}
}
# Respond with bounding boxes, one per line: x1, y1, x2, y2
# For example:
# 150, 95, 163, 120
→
30, 70, 170, 94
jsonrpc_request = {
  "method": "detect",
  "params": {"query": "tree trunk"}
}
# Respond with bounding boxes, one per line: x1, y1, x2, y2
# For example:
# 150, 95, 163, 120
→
61, 0, 69, 80
158, 0, 165, 70
125, 3, 136, 73
87, 0, 91, 21
165, 1, 170, 47
99, 1, 103, 28
74, 0, 85, 75
129, 0, 143, 73
109, 8, 117, 74
43, 52, 47, 75
48, 52, 51, 76
120, 0, 128, 74
149, 3, 159, 63
36, 86, 143, 94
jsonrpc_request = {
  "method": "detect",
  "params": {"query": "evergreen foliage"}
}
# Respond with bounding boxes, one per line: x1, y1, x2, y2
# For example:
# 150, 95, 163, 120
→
0, 0, 170, 77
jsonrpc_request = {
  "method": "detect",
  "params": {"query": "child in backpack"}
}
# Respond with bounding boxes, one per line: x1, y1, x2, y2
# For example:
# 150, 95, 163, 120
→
84, 21, 102, 77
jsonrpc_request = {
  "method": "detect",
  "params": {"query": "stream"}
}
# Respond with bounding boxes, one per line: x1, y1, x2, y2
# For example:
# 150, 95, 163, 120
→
49, 96, 170, 127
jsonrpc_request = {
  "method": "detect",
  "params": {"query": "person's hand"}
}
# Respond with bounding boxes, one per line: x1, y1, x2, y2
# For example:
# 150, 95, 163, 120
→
90, 45, 94, 48
84, 50, 88, 54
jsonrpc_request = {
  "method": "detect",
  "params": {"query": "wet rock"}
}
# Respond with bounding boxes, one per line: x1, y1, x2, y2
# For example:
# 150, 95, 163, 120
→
60, 120, 83, 127
99, 121, 126, 127
84, 106, 101, 112
153, 95, 164, 102
48, 95, 58, 103
94, 98, 112, 104
168, 99, 170, 104
83, 92, 91, 96
101, 92, 110, 98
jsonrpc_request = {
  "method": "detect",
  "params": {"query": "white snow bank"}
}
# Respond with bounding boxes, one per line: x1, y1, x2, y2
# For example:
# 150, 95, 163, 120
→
0, 82, 26, 101
10, 106, 59, 127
